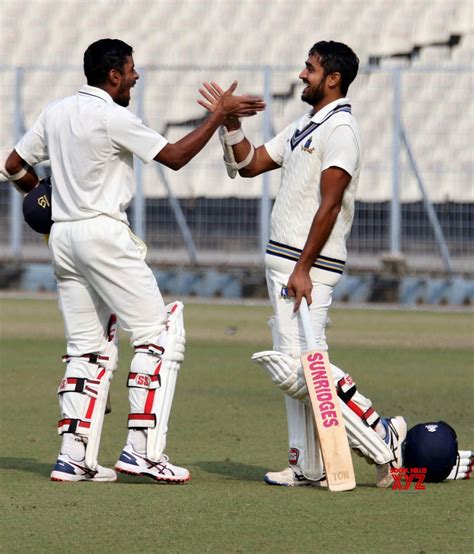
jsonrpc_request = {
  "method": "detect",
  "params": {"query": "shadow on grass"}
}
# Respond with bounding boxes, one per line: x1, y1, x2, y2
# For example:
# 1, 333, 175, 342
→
0, 457, 52, 478
194, 461, 378, 488
194, 460, 274, 481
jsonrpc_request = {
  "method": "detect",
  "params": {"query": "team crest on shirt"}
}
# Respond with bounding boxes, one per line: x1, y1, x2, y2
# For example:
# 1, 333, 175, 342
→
301, 137, 314, 154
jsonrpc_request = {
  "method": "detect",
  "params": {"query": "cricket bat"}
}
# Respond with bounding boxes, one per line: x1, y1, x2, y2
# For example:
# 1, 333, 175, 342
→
298, 298, 356, 491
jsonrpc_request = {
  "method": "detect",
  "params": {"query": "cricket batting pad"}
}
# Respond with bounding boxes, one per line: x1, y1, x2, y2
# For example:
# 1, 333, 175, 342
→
127, 301, 185, 462
252, 348, 393, 466
218, 126, 238, 178
58, 314, 119, 472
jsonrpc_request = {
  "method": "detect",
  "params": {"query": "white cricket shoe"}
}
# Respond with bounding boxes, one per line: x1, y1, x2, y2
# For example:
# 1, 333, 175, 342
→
50, 454, 117, 482
115, 444, 190, 484
375, 416, 408, 488
264, 466, 314, 486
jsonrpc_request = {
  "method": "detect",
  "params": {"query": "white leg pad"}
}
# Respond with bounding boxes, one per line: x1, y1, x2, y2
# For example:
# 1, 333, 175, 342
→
58, 357, 109, 437
127, 301, 185, 463
58, 318, 118, 471
84, 314, 119, 470
252, 347, 393, 465
147, 301, 185, 462
340, 401, 393, 464
285, 396, 324, 481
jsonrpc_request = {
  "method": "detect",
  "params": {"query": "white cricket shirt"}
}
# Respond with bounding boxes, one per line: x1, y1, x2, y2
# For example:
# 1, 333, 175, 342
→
15, 84, 168, 223
264, 97, 361, 286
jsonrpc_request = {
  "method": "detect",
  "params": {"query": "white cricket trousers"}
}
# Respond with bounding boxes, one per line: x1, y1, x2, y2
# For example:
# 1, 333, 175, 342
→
265, 266, 332, 355
49, 215, 167, 356
265, 265, 373, 473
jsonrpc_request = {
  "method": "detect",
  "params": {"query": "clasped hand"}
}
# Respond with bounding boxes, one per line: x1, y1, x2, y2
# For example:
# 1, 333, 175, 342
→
197, 81, 265, 119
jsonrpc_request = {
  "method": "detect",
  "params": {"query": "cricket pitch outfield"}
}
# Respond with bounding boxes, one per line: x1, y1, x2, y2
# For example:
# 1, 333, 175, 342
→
0, 297, 472, 553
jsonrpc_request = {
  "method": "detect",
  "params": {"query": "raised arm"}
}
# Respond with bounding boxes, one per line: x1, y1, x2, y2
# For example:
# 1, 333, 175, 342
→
155, 81, 265, 171
198, 82, 279, 177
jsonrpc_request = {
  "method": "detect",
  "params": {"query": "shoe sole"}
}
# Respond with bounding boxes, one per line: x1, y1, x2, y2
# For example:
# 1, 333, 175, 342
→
115, 466, 190, 484
50, 475, 117, 483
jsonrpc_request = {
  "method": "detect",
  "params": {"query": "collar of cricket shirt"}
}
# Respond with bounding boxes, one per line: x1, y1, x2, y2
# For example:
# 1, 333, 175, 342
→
78, 84, 114, 104
309, 97, 352, 123
290, 98, 352, 150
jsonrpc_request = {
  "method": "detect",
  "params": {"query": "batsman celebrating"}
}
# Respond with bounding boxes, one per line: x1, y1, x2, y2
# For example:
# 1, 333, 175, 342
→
3, 38, 264, 483
199, 41, 406, 487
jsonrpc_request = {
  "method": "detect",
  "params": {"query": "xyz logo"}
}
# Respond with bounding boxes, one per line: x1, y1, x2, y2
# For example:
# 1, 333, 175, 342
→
391, 467, 426, 490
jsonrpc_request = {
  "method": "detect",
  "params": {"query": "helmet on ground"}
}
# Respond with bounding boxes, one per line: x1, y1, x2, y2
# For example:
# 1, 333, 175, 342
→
403, 421, 458, 482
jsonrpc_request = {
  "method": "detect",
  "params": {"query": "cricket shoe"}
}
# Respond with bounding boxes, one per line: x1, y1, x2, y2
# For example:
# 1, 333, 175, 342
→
115, 444, 190, 484
50, 454, 117, 482
264, 466, 314, 486
375, 416, 408, 488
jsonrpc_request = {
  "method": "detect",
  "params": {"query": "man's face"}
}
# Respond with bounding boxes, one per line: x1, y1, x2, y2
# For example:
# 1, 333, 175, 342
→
115, 55, 139, 107
299, 55, 328, 106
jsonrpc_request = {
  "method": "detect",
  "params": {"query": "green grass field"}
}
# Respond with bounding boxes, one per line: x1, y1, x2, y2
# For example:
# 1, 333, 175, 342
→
0, 297, 473, 553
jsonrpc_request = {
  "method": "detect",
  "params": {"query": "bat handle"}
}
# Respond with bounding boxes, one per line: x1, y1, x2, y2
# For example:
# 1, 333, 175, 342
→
298, 297, 318, 351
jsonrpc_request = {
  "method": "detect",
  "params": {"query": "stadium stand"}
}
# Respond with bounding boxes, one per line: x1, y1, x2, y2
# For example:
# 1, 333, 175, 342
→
0, 0, 472, 297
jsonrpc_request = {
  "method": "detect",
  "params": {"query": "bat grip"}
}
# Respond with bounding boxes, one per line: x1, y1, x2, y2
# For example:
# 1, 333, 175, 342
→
298, 298, 317, 351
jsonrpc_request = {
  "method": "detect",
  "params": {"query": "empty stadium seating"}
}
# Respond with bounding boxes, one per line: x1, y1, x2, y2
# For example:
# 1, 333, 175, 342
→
1, 0, 471, 204
0, 0, 472, 279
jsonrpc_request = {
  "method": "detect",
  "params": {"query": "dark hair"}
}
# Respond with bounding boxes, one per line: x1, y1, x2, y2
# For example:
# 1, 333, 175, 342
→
84, 39, 133, 86
308, 41, 359, 95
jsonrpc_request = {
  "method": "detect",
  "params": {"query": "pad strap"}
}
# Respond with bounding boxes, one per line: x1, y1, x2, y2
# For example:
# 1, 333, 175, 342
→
336, 374, 381, 429
128, 343, 164, 429
127, 372, 161, 389
6, 166, 27, 181
58, 377, 102, 397
225, 128, 245, 145
62, 353, 110, 366
134, 344, 164, 356
128, 413, 157, 428
336, 374, 357, 402
58, 418, 91, 434
235, 144, 255, 169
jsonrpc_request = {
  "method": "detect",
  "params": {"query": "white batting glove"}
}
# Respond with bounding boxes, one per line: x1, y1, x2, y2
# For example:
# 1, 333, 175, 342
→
446, 450, 473, 480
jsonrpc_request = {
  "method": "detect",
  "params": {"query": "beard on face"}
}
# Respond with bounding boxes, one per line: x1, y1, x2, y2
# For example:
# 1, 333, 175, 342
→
301, 78, 326, 106
116, 79, 134, 107
116, 89, 130, 107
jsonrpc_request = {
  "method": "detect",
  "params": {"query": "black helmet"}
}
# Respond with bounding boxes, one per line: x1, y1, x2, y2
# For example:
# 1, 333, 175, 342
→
403, 421, 458, 482
22, 177, 53, 234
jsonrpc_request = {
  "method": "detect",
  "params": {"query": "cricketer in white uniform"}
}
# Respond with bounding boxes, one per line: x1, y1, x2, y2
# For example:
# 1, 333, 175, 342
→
199, 41, 407, 487
3, 38, 265, 483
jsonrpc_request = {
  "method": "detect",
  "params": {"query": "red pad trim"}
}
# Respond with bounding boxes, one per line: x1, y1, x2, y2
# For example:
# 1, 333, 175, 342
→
144, 361, 162, 413
57, 418, 91, 434
127, 413, 157, 429
346, 399, 364, 418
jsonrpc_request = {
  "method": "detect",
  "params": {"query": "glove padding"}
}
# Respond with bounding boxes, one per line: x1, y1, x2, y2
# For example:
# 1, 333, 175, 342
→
446, 450, 473, 480
218, 126, 238, 179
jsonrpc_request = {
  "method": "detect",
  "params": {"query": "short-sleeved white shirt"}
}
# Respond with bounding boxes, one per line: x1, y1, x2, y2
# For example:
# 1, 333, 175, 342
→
264, 97, 361, 286
15, 84, 168, 223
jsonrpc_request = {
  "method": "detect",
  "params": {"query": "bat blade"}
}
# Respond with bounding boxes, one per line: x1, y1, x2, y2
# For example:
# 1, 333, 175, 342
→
301, 349, 356, 492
